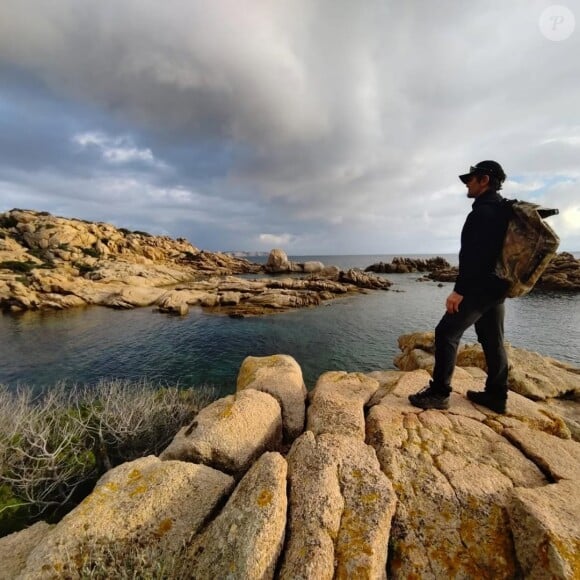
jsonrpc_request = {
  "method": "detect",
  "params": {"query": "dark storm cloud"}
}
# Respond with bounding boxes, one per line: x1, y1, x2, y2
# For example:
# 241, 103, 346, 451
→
0, 0, 579, 253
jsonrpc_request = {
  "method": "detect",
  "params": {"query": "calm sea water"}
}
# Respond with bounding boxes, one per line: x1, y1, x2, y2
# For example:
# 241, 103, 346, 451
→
1, 254, 578, 395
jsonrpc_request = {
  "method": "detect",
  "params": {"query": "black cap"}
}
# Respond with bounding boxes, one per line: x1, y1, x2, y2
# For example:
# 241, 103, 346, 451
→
459, 160, 506, 184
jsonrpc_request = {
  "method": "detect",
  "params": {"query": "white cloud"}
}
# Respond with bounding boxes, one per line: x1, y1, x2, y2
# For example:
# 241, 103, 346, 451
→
258, 233, 295, 248
72, 131, 165, 166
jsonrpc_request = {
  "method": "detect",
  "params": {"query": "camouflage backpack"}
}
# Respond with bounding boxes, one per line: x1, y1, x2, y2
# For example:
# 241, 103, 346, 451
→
495, 200, 560, 298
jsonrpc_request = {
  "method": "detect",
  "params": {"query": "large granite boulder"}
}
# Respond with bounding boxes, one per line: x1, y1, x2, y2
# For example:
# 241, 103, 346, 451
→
279, 431, 396, 579
186, 452, 288, 579
160, 389, 283, 475
302, 260, 325, 273
265, 248, 291, 273
13, 456, 234, 578
237, 355, 307, 442
307, 371, 380, 439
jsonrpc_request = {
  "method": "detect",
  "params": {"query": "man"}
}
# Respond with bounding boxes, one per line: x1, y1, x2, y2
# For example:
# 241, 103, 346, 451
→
409, 160, 511, 414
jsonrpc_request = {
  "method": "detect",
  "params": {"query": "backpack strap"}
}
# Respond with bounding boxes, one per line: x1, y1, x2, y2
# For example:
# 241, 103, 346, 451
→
538, 208, 559, 218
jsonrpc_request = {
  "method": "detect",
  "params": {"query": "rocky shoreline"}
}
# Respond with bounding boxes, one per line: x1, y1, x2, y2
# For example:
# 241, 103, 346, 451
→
2, 210, 577, 319
2, 341, 578, 578
0, 210, 389, 317
366, 253, 580, 291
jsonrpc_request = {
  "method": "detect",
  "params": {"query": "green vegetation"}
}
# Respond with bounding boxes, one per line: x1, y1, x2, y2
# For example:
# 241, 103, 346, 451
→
26, 247, 46, 260
0, 215, 18, 229
82, 247, 100, 258
132, 230, 152, 237
118, 228, 131, 236
0, 380, 216, 536
71, 537, 187, 579
0, 260, 37, 273
74, 262, 98, 276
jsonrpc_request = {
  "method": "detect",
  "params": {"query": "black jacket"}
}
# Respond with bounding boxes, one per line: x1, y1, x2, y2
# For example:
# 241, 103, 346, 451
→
453, 190, 510, 298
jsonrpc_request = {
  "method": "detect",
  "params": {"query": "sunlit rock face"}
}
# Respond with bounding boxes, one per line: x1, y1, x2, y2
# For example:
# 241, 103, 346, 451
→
4, 353, 579, 579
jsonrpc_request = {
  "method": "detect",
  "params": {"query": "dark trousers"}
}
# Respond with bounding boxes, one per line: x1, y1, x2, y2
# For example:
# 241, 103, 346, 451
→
432, 293, 508, 397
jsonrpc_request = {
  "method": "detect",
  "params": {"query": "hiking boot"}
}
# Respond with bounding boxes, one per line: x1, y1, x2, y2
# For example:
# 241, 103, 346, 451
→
408, 381, 450, 410
466, 390, 507, 414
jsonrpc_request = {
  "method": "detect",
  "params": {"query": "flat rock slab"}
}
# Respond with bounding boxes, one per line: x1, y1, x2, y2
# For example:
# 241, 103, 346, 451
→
187, 452, 287, 579
237, 354, 307, 442
509, 479, 580, 579
280, 431, 396, 579
394, 332, 580, 400
503, 425, 580, 481
307, 371, 379, 439
458, 343, 580, 400
161, 389, 283, 475
17, 456, 234, 579
367, 370, 548, 579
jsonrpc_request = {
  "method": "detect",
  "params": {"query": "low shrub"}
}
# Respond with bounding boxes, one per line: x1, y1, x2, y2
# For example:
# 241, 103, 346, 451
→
0, 380, 216, 536
82, 247, 100, 258
132, 230, 152, 237
0, 260, 37, 273
0, 215, 18, 229
69, 536, 187, 579
74, 262, 98, 276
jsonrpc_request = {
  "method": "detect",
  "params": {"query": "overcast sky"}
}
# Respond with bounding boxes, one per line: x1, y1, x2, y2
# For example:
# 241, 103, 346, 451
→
0, 1, 579, 255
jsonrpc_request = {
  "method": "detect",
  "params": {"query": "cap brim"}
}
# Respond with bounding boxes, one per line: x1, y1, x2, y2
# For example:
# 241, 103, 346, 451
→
459, 173, 472, 184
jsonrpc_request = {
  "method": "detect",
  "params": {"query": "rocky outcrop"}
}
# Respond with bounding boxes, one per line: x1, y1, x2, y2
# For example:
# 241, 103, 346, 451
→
366, 370, 550, 579
3, 354, 579, 578
535, 251, 580, 291
427, 252, 580, 292
366, 256, 451, 274
0, 211, 392, 316
395, 331, 580, 402
264, 249, 326, 275
367, 252, 580, 292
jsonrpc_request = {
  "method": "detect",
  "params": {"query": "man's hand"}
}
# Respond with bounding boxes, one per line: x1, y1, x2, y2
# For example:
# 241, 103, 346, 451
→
446, 291, 463, 314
